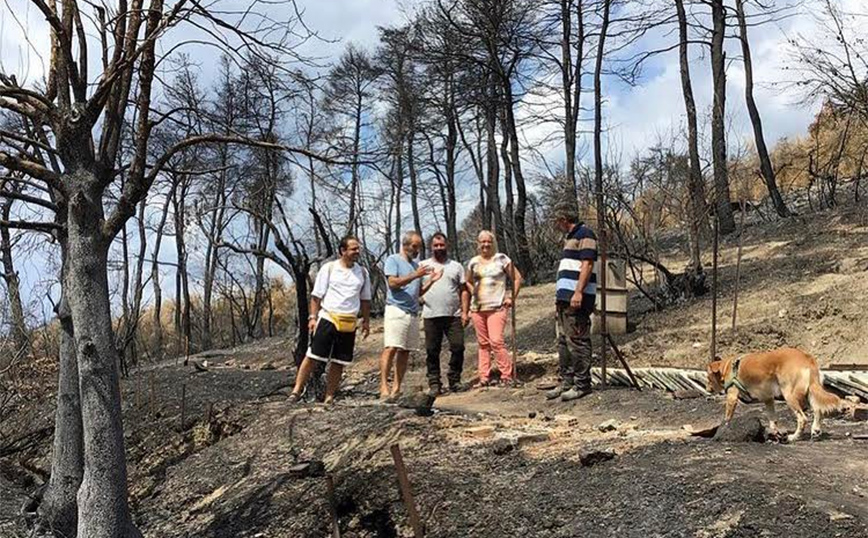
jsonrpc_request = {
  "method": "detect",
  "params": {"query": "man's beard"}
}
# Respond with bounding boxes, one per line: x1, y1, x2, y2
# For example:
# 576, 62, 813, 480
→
433, 250, 447, 261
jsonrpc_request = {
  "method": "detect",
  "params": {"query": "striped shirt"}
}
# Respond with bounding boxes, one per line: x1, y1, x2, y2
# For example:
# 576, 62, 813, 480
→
555, 223, 598, 312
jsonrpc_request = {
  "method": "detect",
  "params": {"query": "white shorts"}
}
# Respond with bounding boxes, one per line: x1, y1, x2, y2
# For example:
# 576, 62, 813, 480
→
383, 305, 420, 351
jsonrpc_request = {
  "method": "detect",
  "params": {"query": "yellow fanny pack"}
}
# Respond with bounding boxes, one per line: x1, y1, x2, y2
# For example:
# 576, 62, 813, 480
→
326, 311, 357, 333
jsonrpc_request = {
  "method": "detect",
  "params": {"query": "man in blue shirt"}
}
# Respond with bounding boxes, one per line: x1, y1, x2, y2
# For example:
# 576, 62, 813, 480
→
380, 231, 432, 399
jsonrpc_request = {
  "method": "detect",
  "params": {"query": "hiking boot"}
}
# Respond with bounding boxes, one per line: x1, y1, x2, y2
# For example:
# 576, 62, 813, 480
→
545, 385, 568, 400
561, 387, 592, 402
500, 379, 521, 389
427, 385, 443, 397
448, 382, 469, 393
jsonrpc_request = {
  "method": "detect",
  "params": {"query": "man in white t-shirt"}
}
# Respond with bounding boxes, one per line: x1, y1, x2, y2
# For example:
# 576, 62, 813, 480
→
419, 232, 469, 394
289, 236, 371, 404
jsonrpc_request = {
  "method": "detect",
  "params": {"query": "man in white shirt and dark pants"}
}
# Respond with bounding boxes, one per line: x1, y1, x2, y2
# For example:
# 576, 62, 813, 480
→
289, 236, 371, 404
420, 232, 470, 394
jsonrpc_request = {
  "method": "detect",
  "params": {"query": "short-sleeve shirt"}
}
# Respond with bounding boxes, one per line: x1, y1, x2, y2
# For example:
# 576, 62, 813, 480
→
468, 253, 512, 312
419, 258, 466, 319
384, 253, 421, 315
555, 222, 598, 314
311, 260, 372, 315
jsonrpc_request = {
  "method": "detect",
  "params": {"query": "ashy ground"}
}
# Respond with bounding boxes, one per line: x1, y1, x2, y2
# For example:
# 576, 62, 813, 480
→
123, 344, 868, 538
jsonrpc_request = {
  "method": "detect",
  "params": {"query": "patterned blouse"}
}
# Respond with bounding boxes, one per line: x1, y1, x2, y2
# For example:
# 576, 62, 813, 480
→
468, 253, 513, 312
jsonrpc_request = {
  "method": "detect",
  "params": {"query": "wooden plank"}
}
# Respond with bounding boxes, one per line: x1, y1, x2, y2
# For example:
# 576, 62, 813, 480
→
827, 378, 868, 400
825, 364, 868, 371
390, 444, 424, 538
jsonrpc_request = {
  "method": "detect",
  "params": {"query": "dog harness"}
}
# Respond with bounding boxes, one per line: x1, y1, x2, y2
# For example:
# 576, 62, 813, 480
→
723, 356, 754, 402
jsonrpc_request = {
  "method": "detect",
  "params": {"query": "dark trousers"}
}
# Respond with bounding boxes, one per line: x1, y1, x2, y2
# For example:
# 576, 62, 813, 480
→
556, 302, 593, 390
424, 317, 465, 388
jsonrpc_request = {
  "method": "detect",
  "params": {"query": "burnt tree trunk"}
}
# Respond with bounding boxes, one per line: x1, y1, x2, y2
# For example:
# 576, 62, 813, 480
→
347, 92, 363, 234
0, 197, 27, 352
150, 184, 174, 359
676, 0, 708, 273
594, 0, 611, 383
395, 149, 404, 251
499, 104, 515, 254
457, 115, 488, 230
172, 179, 191, 355
38, 254, 83, 537
710, 0, 736, 234
407, 130, 424, 254
444, 86, 459, 256
734, 0, 791, 218
484, 91, 505, 250
66, 174, 140, 538
502, 86, 532, 280
560, 0, 584, 200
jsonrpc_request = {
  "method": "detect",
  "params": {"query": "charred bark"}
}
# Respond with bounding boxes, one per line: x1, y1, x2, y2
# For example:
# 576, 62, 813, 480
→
734, 0, 791, 218
710, 0, 735, 234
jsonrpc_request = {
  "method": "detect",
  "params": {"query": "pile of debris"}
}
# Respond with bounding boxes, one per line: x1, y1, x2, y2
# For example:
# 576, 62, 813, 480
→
593, 366, 868, 403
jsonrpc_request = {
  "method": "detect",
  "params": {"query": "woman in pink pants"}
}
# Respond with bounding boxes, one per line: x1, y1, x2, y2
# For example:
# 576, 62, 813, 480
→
466, 231, 523, 387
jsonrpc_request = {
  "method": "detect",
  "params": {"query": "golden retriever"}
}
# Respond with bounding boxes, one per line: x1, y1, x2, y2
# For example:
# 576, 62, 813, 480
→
706, 347, 842, 441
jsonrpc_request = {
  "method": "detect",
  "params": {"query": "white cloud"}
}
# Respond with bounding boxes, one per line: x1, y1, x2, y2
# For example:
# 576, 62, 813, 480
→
603, 5, 823, 165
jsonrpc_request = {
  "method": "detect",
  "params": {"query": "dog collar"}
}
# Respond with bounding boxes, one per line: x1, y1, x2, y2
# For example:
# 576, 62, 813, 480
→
723, 356, 753, 401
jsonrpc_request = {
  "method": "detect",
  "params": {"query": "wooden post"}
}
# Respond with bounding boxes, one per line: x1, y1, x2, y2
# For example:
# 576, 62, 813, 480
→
325, 475, 341, 538
731, 202, 745, 331
148, 371, 156, 416
180, 384, 187, 430
390, 444, 424, 538
135, 376, 142, 409
710, 215, 719, 362
510, 265, 519, 382
606, 334, 640, 391
183, 333, 190, 367
599, 238, 608, 386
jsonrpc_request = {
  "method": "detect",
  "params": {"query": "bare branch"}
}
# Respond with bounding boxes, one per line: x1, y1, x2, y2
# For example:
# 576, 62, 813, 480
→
0, 151, 64, 192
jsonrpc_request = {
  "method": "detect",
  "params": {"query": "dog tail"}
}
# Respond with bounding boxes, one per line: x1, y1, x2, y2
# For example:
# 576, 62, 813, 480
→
808, 369, 842, 416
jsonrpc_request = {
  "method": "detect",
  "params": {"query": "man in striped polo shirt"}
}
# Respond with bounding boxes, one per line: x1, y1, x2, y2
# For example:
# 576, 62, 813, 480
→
546, 205, 598, 402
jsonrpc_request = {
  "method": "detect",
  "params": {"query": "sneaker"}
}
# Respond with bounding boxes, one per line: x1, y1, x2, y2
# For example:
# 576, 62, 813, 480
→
561, 387, 592, 402
427, 385, 443, 397
288, 392, 301, 403
500, 379, 521, 389
545, 385, 568, 400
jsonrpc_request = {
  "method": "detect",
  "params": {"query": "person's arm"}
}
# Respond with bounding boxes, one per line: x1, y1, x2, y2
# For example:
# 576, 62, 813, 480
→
308, 264, 329, 332
360, 299, 371, 339
388, 265, 430, 289
464, 265, 476, 301
570, 260, 594, 310
458, 265, 470, 325
308, 295, 322, 333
